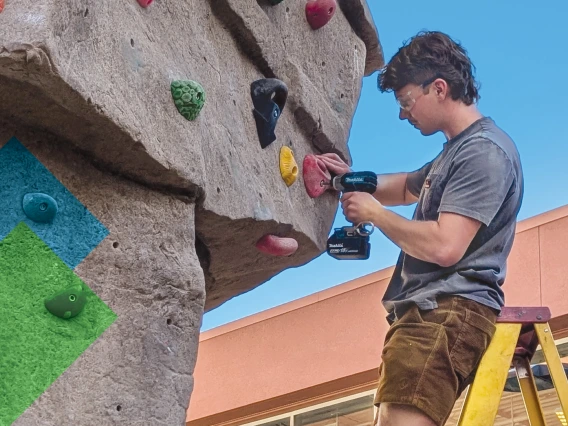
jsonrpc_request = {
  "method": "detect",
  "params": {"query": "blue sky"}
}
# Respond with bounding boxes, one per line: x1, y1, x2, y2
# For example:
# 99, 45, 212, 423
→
201, 0, 568, 331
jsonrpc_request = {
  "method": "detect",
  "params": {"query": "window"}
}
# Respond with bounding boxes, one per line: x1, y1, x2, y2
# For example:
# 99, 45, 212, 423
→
294, 395, 374, 426
243, 391, 376, 426
257, 419, 290, 426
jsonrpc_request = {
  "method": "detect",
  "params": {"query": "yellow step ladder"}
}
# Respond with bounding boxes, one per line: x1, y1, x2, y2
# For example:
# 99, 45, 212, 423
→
457, 307, 568, 425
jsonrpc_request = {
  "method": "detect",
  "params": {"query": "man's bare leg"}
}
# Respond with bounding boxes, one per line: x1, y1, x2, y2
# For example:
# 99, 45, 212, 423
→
374, 403, 438, 426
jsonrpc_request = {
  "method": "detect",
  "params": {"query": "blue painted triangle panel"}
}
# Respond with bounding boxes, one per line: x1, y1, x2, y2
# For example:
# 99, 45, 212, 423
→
0, 137, 109, 268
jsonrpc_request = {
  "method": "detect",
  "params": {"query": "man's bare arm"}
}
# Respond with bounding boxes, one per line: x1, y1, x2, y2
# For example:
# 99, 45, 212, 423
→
317, 154, 418, 207
374, 173, 418, 207
370, 207, 481, 267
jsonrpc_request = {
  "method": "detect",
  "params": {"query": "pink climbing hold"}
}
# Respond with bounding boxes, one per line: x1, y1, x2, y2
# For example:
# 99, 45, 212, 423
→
305, 0, 337, 30
256, 234, 299, 257
303, 154, 331, 198
137, 0, 153, 8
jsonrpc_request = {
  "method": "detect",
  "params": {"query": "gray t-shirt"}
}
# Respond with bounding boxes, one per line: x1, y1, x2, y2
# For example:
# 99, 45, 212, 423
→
382, 117, 524, 322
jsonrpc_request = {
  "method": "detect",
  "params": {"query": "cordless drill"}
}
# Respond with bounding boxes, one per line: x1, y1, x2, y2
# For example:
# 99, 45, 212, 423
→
329, 171, 378, 193
326, 171, 378, 260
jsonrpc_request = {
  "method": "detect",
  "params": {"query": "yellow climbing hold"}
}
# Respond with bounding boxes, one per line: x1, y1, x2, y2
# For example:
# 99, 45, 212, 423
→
279, 146, 298, 187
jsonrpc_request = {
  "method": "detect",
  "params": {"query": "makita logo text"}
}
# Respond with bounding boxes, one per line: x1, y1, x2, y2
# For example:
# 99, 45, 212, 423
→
328, 244, 344, 248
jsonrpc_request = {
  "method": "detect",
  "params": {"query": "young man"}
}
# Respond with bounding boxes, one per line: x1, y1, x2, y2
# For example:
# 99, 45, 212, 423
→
319, 31, 524, 426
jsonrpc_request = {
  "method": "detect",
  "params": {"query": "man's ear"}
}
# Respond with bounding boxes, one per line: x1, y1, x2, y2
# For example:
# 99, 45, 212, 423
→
433, 79, 448, 100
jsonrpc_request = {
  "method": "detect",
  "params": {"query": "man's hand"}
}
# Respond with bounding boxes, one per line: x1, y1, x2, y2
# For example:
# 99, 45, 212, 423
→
340, 192, 383, 224
317, 153, 352, 175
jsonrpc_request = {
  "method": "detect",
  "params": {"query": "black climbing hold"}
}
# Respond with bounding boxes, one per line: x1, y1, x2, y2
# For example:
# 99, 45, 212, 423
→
22, 193, 58, 223
251, 78, 288, 149
268, 0, 285, 4
45, 285, 87, 319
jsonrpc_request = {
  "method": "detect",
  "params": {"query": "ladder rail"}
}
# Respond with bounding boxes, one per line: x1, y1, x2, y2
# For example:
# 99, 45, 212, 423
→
513, 356, 546, 426
535, 323, 568, 416
456, 323, 520, 426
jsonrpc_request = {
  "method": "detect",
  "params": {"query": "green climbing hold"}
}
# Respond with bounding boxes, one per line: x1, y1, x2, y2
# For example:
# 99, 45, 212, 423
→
171, 80, 205, 121
44, 285, 87, 319
22, 193, 58, 224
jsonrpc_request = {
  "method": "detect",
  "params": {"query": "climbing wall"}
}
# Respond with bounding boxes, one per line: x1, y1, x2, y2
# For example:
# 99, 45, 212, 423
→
0, 0, 382, 425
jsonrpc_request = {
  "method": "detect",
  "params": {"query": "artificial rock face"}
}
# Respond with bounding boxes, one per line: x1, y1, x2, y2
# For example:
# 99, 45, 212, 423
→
0, 1, 382, 425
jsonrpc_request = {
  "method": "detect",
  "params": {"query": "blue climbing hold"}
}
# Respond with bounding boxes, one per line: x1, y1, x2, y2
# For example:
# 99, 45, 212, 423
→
22, 193, 58, 224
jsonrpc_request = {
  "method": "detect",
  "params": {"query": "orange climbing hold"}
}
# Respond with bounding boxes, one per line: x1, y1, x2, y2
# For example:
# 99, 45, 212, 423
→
256, 234, 298, 257
302, 154, 331, 198
137, 0, 153, 8
279, 146, 298, 187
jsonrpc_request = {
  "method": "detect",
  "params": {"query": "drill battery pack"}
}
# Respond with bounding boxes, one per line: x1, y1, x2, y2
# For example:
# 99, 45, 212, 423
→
326, 223, 373, 260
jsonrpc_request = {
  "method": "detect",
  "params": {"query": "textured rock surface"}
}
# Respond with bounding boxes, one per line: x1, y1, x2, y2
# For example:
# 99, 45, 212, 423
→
338, 0, 384, 76
0, 1, 383, 312
1, 125, 205, 426
0, 1, 382, 424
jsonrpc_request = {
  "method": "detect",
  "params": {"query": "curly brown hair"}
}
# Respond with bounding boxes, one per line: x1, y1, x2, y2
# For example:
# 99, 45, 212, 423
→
378, 31, 480, 105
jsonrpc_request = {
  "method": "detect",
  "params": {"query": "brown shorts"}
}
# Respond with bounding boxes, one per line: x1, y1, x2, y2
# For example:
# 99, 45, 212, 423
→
374, 296, 498, 426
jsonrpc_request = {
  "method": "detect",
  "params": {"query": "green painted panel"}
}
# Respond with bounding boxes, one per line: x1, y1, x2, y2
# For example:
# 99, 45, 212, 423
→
0, 222, 117, 425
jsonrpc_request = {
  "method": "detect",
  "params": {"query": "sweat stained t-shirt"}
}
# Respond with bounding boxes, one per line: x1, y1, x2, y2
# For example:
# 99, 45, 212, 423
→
382, 117, 524, 323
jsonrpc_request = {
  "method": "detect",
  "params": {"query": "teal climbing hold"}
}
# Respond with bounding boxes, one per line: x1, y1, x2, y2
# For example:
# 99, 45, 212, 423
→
44, 285, 87, 319
22, 193, 58, 223
171, 80, 206, 121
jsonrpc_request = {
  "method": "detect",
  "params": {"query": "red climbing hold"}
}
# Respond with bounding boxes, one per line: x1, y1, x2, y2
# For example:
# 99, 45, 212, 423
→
305, 0, 337, 30
137, 0, 153, 8
256, 234, 298, 257
303, 154, 331, 198
0, 0, 5, 13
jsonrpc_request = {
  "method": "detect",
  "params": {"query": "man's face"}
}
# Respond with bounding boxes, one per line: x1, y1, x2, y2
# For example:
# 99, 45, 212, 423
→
394, 79, 440, 136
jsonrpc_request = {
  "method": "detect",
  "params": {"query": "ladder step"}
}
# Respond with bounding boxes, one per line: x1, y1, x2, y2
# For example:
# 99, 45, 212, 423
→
497, 307, 551, 359
497, 307, 551, 323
